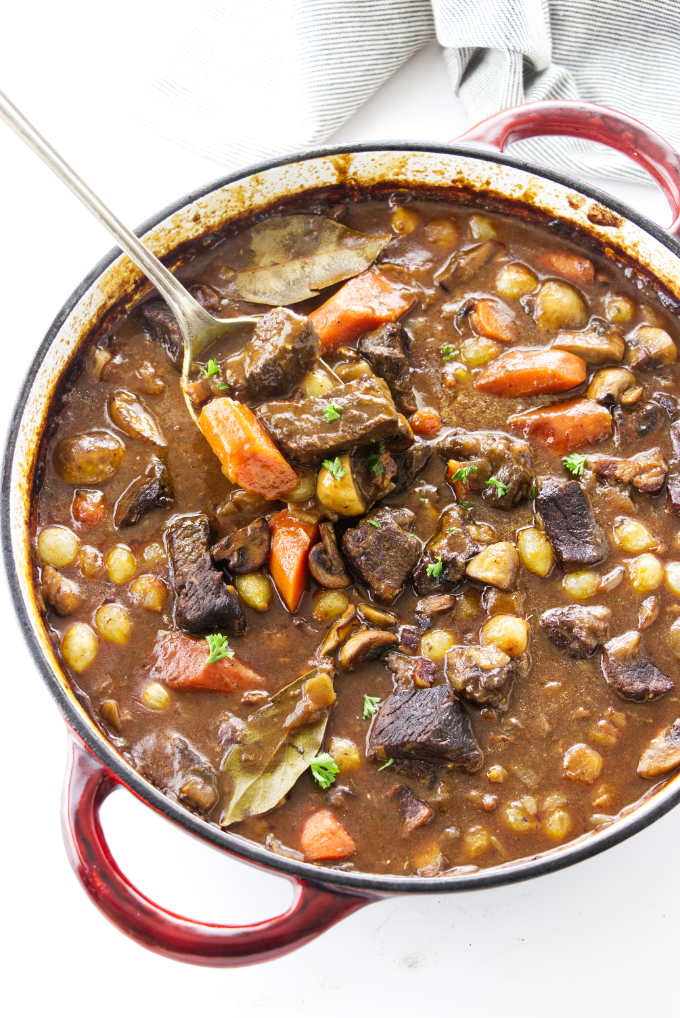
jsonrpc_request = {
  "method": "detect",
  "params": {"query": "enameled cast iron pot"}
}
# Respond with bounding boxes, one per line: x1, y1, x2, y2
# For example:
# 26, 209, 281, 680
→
6, 101, 680, 967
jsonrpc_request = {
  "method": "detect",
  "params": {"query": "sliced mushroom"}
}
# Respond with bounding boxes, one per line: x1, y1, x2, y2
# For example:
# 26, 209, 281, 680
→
552, 329, 624, 364
318, 604, 358, 656
41, 564, 83, 616
108, 389, 167, 447
357, 602, 398, 627
337, 628, 398, 671
637, 719, 680, 778
54, 430, 125, 485
586, 367, 637, 404
211, 517, 270, 575
435, 240, 500, 289
627, 326, 677, 368
465, 542, 519, 591
308, 522, 350, 589
415, 593, 456, 616
113, 456, 174, 528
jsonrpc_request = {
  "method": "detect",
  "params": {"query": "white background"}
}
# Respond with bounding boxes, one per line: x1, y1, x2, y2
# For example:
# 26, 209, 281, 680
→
1, 4, 676, 1015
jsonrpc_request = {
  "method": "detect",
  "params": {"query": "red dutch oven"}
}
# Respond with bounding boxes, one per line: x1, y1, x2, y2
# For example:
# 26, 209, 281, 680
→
5, 101, 680, 967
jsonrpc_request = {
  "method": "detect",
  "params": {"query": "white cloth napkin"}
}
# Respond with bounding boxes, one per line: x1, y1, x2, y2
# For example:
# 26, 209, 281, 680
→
146, 0, 680, 182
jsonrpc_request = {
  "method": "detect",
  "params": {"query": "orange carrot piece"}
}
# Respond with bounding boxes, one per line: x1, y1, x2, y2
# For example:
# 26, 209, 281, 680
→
410, 407, 442, 438
309, 268, 413, 353
71, 489, 106, 529
475, 348, 586, 397
199, 397, 298, 499
149, 630, 265, 693
537, 250, 595, 285
300, 808, 356, 861
269, 509, 319, 613
509, 398, 612, 454
470, 299, 516, 344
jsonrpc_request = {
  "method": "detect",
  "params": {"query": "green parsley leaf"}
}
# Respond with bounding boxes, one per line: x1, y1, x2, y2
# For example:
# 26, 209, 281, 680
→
440, 343, 458, 361
426, 557, 444, 578
377, 757, 394, 771
322, 457, 346, 481
362, 694, 382, 720
310, 752, 339, 790
205, 633, 234, 664
562, 453, 588, 477
367, 519, 381, 528
200, 358, 220, 379
486, 476, 509, 497
530, 481, 537, 499
450, 463, 479, 484
366, 451, 385, 476
458, 501, 473, 512
323, 402, 342, 422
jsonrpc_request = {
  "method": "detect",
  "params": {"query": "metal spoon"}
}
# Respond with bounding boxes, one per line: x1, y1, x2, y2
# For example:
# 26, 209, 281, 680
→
0, 89, 259, 424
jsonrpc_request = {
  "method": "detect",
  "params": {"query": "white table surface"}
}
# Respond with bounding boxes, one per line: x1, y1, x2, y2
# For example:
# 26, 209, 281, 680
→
1, 6, 676, 1015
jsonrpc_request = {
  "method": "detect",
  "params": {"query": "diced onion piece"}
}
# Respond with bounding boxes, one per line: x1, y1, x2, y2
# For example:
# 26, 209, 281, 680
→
563, 743, 603, 784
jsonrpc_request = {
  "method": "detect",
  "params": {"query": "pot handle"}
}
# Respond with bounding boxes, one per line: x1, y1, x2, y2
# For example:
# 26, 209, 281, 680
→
457, 100, 680, 237
62, 740, 368, 967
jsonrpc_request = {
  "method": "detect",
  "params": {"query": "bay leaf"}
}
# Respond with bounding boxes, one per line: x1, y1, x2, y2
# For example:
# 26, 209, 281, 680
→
220, 667, 333, 826
234, 214, 390, 305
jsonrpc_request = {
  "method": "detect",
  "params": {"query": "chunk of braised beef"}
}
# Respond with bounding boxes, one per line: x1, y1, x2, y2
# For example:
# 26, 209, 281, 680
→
438, 428, 533, 508
412, 504, 479, 594
445, 645, 526, 711
244, 308, 320, 399
390, 784, 433, 835
353, 445, 398, 507
131, 732, 218, 815
357, 322, 416, 414
367, 685, 483, 772
211, 517, 270, 574
602, 630, 674, 702
384, 651, 437, 688
257, 375, 413, 464
590, 447, 667, 494
536, 476, 608, 567
390, 442, 433, 495
113, 455, 174, 528
341, 507, 420, 603
141, 285, 220, 369
539, 605, 611, 658
166, 513, 245, 635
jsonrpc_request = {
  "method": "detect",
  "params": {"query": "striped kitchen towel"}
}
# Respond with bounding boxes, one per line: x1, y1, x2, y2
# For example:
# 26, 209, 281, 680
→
148, 0, 680, 181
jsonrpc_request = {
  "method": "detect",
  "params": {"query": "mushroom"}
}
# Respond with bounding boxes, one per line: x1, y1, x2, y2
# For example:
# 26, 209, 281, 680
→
113, 456, 174, 528
415, 593, 456, 616
357, 602, 398, 627
108, 389, 167, 447
337, 628, 398, 671
552, 329, 624, 364
41, 564, 83, 616
318, 604, 358, 656
586, 367, 637, 404
435, 240, 500, 289
465, 541, 519, 591
637, 718, 680, 778
308, 522, 350, 588
211, 517, 270, 575
54, 430, 125, 485
627, 325, 677, 368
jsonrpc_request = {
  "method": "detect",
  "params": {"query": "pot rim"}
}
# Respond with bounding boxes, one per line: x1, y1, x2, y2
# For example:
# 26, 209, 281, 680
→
5, 138, 680, 896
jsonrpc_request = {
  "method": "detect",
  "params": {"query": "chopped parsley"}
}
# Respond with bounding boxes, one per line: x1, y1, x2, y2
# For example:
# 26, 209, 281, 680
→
323, 402, 342, 422
377, 758, 394, 771
458, 501, 473, 512
426, 557, 444, 579
563, 453, 588, 477
486, 476, 509, 497
322, 457, 346, 481
362, 694, 382, 720
530, 481, 537, 499
310, 752, 339, 790
200, 358, 220, 379
440, 343, 458, 361
449, 463, 478, 485
367, 519, 381, 528
205, 633, 234, 664
366, 442, 386, 476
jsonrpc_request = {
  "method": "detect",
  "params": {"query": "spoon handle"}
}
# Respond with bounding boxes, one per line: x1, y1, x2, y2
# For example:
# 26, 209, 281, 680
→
0, 88, 213, 336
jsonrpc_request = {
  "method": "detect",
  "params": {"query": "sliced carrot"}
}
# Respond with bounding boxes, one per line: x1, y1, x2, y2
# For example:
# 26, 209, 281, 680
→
470, 299, 516, 344
509, 398, 612, 454
446, 458, 477, 500
199, 397, 298, 499
269, 509, 319, 613
537, 250, 595, 285
309, 268, 413, 353
475, 348, 586, 397
300, 808, 356, 861
410, 407, 442, 438
149, 630, 265, 693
